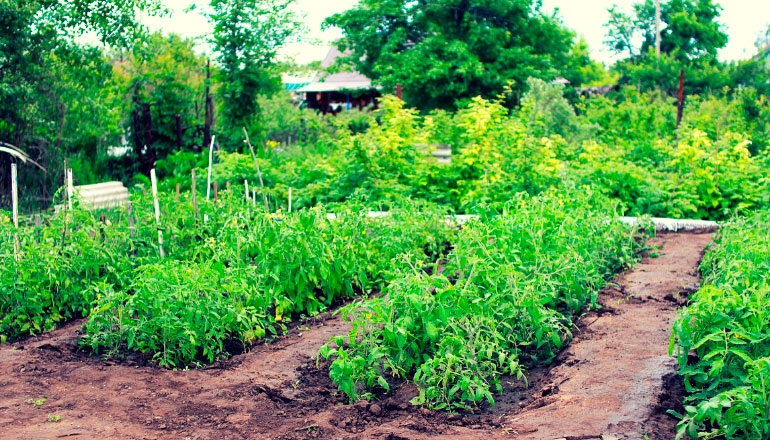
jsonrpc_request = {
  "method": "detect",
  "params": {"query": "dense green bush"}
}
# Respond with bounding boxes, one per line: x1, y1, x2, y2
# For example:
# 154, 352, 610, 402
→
670, 210, 770, 439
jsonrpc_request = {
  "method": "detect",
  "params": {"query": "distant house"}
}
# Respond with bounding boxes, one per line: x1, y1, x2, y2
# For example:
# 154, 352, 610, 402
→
296, 47, 381, 114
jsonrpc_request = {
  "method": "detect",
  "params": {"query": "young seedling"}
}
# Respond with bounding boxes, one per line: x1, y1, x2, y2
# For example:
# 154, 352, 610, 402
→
28, 398, 46, 407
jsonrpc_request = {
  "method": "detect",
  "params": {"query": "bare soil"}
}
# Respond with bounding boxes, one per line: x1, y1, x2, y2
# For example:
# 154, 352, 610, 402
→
0, 232, 711, 440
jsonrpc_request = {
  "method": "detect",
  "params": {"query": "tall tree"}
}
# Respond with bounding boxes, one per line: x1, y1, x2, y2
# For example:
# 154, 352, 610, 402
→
604, 0, 727, 63
207, 0, 302, 146
323, 0, 573, 111
562, 35, 613, 87
0, 0, 162, 208
114, 32, 208, 175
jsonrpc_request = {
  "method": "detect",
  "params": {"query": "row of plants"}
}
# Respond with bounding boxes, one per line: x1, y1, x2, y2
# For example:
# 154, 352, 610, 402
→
0, 190, 456, 367
0, 203, 143, 342
319, 188, 649, 410
670, 209, 770, 439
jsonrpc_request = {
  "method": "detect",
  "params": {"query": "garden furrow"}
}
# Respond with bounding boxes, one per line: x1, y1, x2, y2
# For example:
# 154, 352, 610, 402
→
501, 232, 712, 440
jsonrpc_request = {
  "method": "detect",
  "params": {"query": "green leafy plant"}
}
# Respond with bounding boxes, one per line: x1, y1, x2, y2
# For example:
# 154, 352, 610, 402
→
320, 188, 647, 410
670, 210, 770, 439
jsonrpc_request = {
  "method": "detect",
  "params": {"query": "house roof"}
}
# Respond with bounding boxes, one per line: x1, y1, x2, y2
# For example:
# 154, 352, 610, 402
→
282, 72, 318, 92
297, 47, 377, 93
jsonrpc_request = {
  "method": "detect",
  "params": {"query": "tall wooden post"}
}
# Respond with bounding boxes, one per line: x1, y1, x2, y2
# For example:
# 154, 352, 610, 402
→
11, 163, 19, 260
203, 59, 213, 152
192, 169, 199, 220
676, 69, 685, 131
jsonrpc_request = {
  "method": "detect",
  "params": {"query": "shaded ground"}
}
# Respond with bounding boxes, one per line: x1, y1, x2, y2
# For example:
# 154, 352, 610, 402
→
0, 232, 711, 440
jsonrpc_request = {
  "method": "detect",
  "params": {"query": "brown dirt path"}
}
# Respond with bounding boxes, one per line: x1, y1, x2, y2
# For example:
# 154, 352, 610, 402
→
0, 232, 711, 440
500, 231, 711, 439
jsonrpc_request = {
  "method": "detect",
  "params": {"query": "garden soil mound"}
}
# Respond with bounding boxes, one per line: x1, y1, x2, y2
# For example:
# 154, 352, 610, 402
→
0, 232, 711, 440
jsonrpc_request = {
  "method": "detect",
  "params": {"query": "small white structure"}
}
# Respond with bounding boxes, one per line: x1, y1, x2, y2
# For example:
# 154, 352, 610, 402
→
432, 144, 452, 164
55, 181, 130, 212
74, 182, 130, 209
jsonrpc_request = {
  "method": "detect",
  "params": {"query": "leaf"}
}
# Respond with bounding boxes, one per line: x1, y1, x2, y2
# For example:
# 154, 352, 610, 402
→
376, 376, 390, 392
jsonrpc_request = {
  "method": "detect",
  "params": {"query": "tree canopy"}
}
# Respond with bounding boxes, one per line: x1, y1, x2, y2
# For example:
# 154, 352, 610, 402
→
605, 0, 727, 63
208, 0, 302, 144
324, 0, 574, 111
0, 0, 162, 203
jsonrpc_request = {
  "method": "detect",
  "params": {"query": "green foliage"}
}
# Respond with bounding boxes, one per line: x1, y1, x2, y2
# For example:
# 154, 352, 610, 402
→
320, 188, 646, 409
520, 78, 580, 139
573, 88, 770, 220
84, 261, 266, 367
605, 0, 727, 63
325, 0, 573, 110
208, 0, 302, 144
119, 32, 208, 154
0, 203, 136, 339
670, 210, 770, 439
0, 0, 162, 209
200, 91, 770, 221
72, 190, 456, 367
562, 36, 615, 88
256, 92, 330, 146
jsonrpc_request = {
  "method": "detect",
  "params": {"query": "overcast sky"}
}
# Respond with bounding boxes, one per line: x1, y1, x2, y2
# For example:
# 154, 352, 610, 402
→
142, 0, 770, 65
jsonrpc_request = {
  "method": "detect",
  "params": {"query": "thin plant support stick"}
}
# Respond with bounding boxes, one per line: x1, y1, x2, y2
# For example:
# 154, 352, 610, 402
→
244, 180, 249, 203
62, 159, 67, 215
242, 127, 269, 211
192, 169, 199, 220
34, 213, 41, 243
206, 135, 216, 200
150, 168, 165, 258
288, 187, 292, 213
213, 181, 218, 201
67, 168, 73, 210
127, 202, 135, 237
11, 163, 19, 260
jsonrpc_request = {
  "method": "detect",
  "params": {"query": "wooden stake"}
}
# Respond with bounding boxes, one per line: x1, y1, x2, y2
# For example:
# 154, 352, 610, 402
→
288, 187, 292, 213
150, 168, 165, 258
67, 168, 73, 210
676, 69, 686, 135
11, 163, 19, 260
213, 181, 218, 201
34, 213, 41, 243
192, 169, 199, 220
99, 213, 106, 241
242, 127, 269, 211
175, 183, 181, 201
206, 135, 216, 200
127, 202, 135, 237
62, 159, 67, 216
